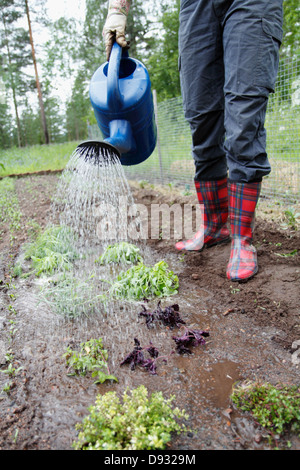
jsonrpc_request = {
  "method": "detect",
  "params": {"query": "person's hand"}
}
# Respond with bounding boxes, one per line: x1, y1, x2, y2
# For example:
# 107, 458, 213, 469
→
103, 0, 131, 61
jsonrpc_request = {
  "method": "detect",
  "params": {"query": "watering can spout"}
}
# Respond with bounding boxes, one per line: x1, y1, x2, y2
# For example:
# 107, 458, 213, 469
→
76, 42, 157, 166
104, 119, 135, 155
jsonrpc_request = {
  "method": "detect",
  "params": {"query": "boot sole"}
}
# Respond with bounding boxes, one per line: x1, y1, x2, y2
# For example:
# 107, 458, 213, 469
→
227, 266, 259, 283
175, 236, 231, 253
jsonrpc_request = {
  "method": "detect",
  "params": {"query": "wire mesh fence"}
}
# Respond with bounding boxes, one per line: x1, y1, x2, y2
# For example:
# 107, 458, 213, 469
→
88, 55, 300, 201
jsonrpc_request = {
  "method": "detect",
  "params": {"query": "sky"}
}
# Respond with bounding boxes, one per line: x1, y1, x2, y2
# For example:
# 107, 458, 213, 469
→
27, 0, 88, 107
45, 0, 86, 22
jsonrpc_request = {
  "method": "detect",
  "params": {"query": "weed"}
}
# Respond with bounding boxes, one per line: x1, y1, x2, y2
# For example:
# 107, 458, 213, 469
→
281, 207, 300, 231
1, 363, 23, 377
12, 263, 23, 278
138, 180, 148, 189
63, 338, 117, 384
2, 382, 13, 394
275, 249, 298, 257
73, 385, 188, 450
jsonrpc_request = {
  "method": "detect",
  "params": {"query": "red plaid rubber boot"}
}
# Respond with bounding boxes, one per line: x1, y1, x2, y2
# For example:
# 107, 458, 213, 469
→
175, 177, 230, 251
226, 181, 261, 281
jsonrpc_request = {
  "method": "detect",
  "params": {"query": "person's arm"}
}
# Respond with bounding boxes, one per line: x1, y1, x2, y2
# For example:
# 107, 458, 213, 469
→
103, 0, 131, 60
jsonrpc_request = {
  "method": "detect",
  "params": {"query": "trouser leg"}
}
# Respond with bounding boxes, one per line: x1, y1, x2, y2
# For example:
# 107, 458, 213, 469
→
179, 0, 283, 183
222, 0, 283, 182
221, 0, 283, 279
179, 0, 227, 181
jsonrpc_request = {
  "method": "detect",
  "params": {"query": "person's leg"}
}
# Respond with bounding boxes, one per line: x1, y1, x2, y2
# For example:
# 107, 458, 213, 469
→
222, 0, 283, 280
176, 0, 230, 251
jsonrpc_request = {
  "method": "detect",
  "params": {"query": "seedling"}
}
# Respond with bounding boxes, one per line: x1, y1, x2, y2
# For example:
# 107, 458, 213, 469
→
275, 249, 298, 257
281, 207, 300, 231
1, 363, 23, 377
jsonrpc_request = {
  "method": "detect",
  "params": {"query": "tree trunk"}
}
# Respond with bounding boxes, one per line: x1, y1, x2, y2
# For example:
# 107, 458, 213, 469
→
2, 12, 22, 147
25, 0, 49, 145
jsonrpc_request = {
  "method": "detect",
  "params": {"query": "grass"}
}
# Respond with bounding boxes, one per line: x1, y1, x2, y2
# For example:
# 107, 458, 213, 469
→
0, 178, 22, 242
0, 141, 80, 177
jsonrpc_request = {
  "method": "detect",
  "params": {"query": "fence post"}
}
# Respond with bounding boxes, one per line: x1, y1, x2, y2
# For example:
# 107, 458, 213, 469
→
153, 89, 164, 184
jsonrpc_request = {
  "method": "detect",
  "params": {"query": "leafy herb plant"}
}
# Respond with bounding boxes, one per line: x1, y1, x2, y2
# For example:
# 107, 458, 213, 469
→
109, 261, 179, 301
231, 381, 300, 444
40, 273, 104, 318
95, 242, 143, 265
24, 225, 78, 276
63, 338, 117, 384
73, 385, 188, 450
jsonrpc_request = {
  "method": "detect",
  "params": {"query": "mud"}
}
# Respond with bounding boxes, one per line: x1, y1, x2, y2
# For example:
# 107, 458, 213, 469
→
0, 174, 299, 450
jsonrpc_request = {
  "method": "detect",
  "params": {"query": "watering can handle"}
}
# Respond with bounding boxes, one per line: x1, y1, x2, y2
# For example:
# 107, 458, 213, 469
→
107, 42, 123, 112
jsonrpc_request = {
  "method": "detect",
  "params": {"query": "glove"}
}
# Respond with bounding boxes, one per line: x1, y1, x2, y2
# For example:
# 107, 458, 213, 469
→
103, 0, 131, 60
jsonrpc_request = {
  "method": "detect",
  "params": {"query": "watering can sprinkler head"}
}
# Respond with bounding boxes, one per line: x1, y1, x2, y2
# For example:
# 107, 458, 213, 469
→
76, 140, 121, 165
76, 42, 157, 166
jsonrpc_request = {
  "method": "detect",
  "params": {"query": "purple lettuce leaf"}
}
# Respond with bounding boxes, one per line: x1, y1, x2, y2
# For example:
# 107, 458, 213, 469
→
172, 328, 209, 355
120, 338, 145, 370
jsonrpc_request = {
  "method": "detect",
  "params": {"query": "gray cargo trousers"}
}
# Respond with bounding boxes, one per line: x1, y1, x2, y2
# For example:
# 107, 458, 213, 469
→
179, 0, 283, 182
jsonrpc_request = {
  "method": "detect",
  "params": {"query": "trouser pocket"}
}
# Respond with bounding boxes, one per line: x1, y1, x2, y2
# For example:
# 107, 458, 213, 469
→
254, 17, 283, 92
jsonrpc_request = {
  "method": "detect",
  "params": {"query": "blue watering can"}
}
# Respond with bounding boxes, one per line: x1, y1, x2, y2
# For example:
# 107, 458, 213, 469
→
77, 43, 157, 165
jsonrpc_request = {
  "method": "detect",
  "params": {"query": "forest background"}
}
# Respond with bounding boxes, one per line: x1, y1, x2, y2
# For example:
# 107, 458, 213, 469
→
0, 0, 299, 150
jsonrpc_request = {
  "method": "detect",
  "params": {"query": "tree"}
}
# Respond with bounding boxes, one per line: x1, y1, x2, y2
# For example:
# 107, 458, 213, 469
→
145, 0, 180, 101
65, 69, 90, 141
0, 92, 13, 149
0, 0, 32, 146
283, 0, 300, 56
78, 0, 108, 78
126, 0, 152, 60
24, 0, 49, 144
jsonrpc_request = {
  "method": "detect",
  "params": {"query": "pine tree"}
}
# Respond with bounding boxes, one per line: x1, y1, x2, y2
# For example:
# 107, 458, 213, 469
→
24, 0, 49, 144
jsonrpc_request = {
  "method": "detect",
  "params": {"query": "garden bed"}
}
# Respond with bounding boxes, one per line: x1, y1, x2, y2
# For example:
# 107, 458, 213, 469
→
0, 174, 299, 450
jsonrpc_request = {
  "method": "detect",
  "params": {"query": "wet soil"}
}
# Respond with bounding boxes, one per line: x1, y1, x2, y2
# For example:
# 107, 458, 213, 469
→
0, 174, 299, 451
